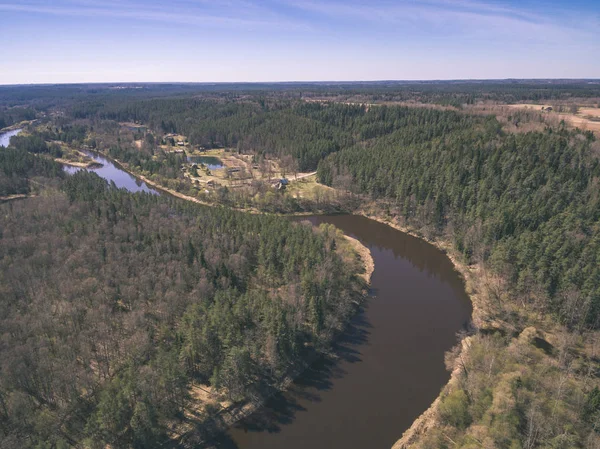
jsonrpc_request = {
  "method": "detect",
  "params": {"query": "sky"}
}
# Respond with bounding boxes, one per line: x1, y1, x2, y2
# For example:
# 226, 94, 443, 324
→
0, 0, 599, 84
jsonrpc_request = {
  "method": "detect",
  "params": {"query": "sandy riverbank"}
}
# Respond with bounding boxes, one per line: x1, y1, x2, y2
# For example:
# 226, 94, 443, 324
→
343, 234, 374, 284
357, 210, 487, 327
353, 209, 490, 449
0, 194, 33, 202
55, 158, 103, 169
173, 232, 374, 446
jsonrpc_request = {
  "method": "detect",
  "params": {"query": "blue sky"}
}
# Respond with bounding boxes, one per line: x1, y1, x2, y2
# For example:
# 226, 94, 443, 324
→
0, 0, 598, 84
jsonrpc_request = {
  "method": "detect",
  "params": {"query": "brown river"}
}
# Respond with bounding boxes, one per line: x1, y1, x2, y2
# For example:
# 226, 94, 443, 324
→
221, 214, 472, 449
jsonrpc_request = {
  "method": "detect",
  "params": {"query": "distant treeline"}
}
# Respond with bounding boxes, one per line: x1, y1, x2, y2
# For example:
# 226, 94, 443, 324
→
2, 80, 599, 110
71, 99, 480, 171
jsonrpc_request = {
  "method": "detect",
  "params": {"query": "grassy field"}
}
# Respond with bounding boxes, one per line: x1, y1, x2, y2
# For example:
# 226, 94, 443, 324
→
507, 103, 600, 133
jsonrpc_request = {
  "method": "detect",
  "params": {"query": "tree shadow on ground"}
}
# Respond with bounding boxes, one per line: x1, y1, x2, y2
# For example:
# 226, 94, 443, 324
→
212, 306, 372, 447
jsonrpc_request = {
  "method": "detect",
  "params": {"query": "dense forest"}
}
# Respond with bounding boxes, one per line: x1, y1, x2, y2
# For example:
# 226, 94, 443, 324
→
0, 155, 364, 448
317, 113, 600, 330
311, 110, 600, 447
2, 80, 599, 113
74, 99, 357, 171
1, 82, 599, 449
70, 99, 480, 172
0, 148, 64, 196
0, 107, 36, 130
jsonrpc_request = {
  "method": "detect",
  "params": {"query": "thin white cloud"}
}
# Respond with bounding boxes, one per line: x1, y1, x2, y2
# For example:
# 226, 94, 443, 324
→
0, 0, 311, 31
285, 0, 597, 43
1, 0, 598, 84
2, 0, 595, 42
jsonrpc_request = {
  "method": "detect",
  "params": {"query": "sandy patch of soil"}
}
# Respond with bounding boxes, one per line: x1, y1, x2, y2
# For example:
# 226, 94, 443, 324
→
507, 103, 600, 133
343, 235, 374, 284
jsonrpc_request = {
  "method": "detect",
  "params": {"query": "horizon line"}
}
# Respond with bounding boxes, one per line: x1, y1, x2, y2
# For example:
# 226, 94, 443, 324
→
2, 78, 600, 87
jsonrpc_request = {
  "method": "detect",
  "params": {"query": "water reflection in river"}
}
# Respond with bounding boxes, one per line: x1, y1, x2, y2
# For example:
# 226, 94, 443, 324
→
63, 151, 158, 195
0, 128, 22, 147
225, 214, 472, 449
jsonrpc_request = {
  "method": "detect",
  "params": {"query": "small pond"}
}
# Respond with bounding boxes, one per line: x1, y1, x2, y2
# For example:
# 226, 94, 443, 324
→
187, 155, 224, 170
